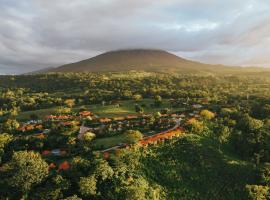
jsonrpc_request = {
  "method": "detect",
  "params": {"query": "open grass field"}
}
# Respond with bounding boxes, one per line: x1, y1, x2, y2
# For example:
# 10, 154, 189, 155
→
93, 134, 129, 149
17, 98, 180, 121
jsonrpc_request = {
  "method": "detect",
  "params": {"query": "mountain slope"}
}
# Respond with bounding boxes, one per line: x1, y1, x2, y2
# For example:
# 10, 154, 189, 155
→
48, 49, 229, 73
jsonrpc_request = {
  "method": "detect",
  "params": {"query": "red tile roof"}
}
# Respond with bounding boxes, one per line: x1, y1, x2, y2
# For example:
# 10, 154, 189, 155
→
58, 161, 70, 171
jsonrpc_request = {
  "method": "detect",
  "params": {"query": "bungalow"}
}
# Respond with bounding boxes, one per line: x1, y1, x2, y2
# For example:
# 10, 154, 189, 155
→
46, 115, 73, 121
99, 118, 112, 123
113, 117, 125, 121
33, 133, 45, 139
42, 150, 51, 156
79, 111, 92, 117
125, 115, 138, 120
58, 161, 70, 171
49, 163, 56, 170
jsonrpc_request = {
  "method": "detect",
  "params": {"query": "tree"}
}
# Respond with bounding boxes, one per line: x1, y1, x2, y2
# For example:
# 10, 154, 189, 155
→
215, 125, 231, 149
55, 106, 71, 114
200, 109, 215, 120
2, 119, 20, 133
29, 174, 70, 200
64, 195, 82, 200
187, 118, 205, 135
93, 159, 114, 181
133, 94, 142, 102
118, 176, 165, 200
0, 133, 13, 163
135, 104, 144, 114
154, 95, 162, 107
83, 132, 96, 142
2, 151, 48, 196
64, 99, 75, 108
79, 176, 97, 197
245, 185, 270, 200
260, 163, 270, 185
237, 114, 264, 132
124, 130, 143, 143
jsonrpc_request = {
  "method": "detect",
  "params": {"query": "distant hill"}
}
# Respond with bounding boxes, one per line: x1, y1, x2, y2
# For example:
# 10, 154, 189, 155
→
43, 49, 269, 74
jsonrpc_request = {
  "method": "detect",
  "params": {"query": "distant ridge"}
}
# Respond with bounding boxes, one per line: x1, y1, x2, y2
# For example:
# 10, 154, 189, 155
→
41, 49, 269, 74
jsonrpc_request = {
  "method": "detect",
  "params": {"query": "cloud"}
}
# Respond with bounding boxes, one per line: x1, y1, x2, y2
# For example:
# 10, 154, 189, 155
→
0, 0, 270, 74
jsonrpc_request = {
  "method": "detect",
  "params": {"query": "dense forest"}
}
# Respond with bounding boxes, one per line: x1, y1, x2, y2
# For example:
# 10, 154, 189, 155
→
0, 71, 270, 199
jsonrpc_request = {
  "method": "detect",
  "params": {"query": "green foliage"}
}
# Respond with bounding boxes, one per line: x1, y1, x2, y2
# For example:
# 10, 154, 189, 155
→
1, 151, 48, 194
200, 109, 215, 120
2, 119, 20, 133
245, 185, 270, 200
30, 174, 70, 200
1, 72, 270, 199
0, 133, 13, 163
93, 159, 114, 181
63, 195, 82, 200
55, 106, 71, 114
124, 130, 143, 143
83, 131, 96, 142
64, 99, 75, 108
79, 175, 97, 197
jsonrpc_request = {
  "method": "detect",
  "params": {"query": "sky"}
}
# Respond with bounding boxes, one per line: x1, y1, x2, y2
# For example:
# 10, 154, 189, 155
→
1, 0, 270, 74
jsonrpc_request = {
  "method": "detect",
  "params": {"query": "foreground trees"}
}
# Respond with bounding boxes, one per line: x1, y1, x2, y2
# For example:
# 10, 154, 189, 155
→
0, 151, 48, 197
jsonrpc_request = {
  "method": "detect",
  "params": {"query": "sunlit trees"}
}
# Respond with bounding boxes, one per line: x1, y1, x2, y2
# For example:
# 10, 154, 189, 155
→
2, 119, 20, 133
245, 185, 270, 200
79, 176, 97, 197
64, 99, 75, 108
64, 195, 82, 200
200, 109, 215, 120
0, 133, 13, 163
55, 106, 71, 114
93, 159, 114, 181
124, 130, 143, 143
83, 131, 96, 142
214, 125, 231, 149
1, 151, 48, 196
133, 94, 142, 102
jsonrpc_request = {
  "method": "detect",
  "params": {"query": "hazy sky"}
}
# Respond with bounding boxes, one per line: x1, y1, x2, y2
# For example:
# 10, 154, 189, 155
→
1, 0, 270, 74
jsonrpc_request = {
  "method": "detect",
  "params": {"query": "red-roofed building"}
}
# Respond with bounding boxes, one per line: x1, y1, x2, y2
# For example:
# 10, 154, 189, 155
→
103, 152, 110, 159
42, 150, 51, 156
49, 163, 56, 170
58, 161, 70, 171
79, 111, 92, 117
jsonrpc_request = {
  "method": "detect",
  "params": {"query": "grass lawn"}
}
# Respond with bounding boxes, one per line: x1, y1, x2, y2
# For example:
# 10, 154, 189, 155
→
17, 107, 58, 121
93, 134, 129, 149
17, 98, 180, 121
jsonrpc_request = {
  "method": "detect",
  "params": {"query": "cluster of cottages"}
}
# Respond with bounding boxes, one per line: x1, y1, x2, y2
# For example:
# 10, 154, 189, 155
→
48, 161, 70, 171
16, 107, 207, 171
42, 149, 70, 171
46, 111, 92, 121
79, 113, 180, 138
101, 126, 184, 159
17, 120, 50, 139
42, 149, 67, 156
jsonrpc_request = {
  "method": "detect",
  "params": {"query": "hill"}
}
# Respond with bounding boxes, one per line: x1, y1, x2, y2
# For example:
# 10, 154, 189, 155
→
47, 49, 238, 73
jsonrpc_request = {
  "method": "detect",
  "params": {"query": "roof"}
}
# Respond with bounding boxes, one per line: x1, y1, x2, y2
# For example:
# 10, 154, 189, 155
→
58, 161, 70, 171
79, 111, 92, 116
